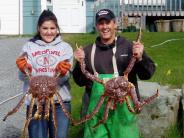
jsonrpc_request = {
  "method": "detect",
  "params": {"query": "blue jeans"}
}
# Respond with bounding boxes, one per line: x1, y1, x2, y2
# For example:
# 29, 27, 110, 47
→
27, 102, 71, 138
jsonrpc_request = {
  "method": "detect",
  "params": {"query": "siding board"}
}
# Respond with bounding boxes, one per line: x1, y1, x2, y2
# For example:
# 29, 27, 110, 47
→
23, 0, 41, 34
86, 0, 95, 33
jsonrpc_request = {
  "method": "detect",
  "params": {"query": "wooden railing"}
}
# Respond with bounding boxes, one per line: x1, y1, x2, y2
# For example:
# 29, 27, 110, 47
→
94, 0, 184, 16
121, 0, 184, 16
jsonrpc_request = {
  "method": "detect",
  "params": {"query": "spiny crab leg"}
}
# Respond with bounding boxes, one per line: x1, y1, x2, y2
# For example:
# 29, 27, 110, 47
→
141, 90, 159, 106
80, 59, 104, 85
73, 94, 106, 126
22, 117, 33, 138
124, 27, 142, 77
3, 92, 30, 121
34, 101, 43, 120
92, 98, 112, 128
22, 97, 35, 138
125, 96, 136, 113
55, 92, 75, 124
50, 97, 57, 138
123, 57, 137, 77
44, 98, 51, 120
75, 43, 104, 85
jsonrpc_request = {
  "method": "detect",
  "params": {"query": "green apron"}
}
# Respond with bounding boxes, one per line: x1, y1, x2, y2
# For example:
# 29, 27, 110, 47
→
84, 74, 139, 138
84, 40, 139, 138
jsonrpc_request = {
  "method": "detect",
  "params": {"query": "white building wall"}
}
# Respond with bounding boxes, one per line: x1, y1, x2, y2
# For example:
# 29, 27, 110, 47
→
0, 0, 22, 35
41, 0, 47, 12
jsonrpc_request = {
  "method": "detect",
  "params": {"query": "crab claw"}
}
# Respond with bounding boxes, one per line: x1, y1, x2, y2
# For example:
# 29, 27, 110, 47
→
135, 102, 143, 113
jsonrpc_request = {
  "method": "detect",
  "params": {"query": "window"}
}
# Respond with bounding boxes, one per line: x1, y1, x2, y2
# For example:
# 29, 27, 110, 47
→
47, 0, 52, 5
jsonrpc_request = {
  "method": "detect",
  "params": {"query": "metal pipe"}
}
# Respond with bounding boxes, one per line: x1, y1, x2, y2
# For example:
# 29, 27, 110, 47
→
175, 0, 177, 11
18, 0, 21, 35
170, 0, 172, 11
137, 0, 139, 13
121, 0, 125, 15
113, 0, 115, 15
179, 0, 181, 11
121, 0, 124, 29
165, 0, 167, 11
0, 92, 23, 106
142, 0, 144, 12
0, 18, 1, 32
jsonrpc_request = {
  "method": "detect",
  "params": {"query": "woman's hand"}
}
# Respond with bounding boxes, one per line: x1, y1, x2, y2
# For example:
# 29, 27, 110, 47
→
55, 61, 71, 76
16, 56, 32, 74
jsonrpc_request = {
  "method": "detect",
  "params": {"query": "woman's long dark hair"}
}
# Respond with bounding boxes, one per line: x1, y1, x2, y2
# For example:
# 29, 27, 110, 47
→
33, 9, 61, 40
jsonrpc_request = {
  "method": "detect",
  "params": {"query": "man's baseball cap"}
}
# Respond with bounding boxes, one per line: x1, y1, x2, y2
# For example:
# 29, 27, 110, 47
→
95, 9, 115, 24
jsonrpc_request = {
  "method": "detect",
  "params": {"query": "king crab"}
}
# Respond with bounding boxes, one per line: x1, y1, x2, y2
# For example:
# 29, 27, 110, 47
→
3, 53, 75, 138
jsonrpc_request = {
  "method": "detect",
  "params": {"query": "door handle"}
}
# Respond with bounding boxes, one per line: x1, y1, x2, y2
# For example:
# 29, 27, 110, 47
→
82, 1, 83, 6
31, 10, 35, 15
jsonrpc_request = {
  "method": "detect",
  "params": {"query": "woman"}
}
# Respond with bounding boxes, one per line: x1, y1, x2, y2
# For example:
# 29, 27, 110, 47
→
16, 10, 73, 138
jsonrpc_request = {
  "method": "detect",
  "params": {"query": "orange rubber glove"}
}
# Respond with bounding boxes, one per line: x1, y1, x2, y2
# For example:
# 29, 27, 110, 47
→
56, 61, 71, 76
16, 57, 32, 74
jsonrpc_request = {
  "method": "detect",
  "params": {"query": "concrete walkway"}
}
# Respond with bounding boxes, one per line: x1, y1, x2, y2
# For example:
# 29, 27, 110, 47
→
0, 37, 30, 138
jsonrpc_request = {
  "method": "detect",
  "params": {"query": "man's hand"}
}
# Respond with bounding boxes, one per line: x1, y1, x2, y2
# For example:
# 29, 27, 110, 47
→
16, 56, 32, 74
74, 48, 85, 62
56, 61, 71, 76
132, 41, 144, 61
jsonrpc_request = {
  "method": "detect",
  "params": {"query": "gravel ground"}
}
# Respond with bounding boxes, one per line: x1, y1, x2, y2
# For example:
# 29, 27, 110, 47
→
0, 37, 30, 138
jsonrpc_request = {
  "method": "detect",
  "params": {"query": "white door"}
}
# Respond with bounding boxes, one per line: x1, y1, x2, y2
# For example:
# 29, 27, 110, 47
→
0, 0, 21, 35
53, 0, 86, 33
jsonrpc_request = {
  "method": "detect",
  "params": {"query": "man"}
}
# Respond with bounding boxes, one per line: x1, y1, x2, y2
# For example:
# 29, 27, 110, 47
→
73, 9, 156, 138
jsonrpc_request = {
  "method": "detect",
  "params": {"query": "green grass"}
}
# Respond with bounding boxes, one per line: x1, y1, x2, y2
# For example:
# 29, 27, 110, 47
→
141, 32, 184, 88
62, 32, 184, 138
163, 124, 182, 138
68, 79, 85, 138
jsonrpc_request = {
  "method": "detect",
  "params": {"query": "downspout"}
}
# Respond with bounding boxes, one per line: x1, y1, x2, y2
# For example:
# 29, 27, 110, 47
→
18, 0, 20, 35
0, 18, 1, 33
